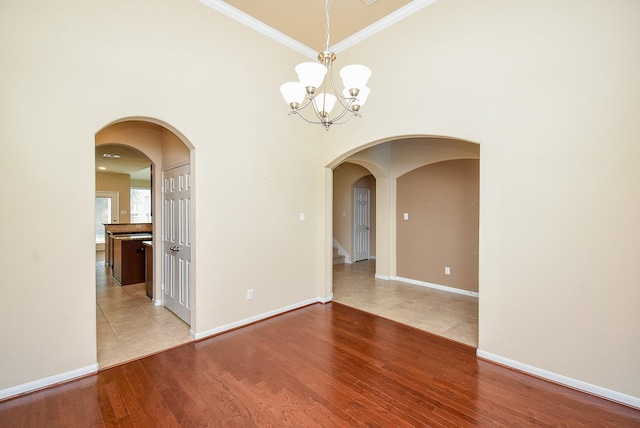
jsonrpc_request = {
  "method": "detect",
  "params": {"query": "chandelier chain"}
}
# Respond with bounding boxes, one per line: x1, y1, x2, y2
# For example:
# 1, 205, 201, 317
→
324, 0, 330, 52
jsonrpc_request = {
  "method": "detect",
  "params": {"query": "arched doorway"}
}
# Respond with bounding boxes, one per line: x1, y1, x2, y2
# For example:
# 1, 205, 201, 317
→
95, 119, 196, 368
329, 136, 480, 347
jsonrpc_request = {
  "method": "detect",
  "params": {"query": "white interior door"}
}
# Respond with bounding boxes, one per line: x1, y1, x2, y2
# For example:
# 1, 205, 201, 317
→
162, 164, 192, 325
95, 191, 119, 251
353, 187, 370, 262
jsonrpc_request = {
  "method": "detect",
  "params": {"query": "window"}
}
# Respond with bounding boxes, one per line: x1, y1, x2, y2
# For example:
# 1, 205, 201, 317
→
130, 188, 151, 223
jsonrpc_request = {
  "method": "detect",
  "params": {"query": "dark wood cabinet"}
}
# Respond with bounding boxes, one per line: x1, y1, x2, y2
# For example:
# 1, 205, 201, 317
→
112, 234, 152, 285
144, 241, 153, 299
103, 223, 152, 269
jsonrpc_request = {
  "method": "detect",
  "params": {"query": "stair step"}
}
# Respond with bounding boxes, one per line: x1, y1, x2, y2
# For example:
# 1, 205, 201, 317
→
333, 247, 345, 265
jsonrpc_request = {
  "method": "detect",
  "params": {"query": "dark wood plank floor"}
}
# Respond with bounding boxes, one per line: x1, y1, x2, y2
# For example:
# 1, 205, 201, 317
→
1, 302, 639, 427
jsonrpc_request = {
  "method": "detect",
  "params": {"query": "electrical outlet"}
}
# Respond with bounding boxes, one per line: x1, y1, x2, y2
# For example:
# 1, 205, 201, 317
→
445, 267, 451, 275
247, 289, 254, 300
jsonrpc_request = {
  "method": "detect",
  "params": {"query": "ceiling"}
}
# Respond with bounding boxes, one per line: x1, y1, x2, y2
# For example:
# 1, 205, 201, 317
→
220, 0, 414, 52
96, 144, 151, 181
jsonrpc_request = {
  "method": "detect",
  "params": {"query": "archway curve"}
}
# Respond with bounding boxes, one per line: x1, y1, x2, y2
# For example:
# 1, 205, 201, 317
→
326, 134, 480, 169
325, 133, 481, 299
98, 116, 196, 151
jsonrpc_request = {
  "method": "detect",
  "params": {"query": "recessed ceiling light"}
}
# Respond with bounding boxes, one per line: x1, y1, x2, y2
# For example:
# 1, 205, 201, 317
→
98, 166, 106, 170
103, 153, 121, 158
361, 0, 376, 5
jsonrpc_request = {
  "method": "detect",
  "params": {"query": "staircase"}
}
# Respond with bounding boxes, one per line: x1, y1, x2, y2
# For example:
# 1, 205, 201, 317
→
333, 247, 345, 265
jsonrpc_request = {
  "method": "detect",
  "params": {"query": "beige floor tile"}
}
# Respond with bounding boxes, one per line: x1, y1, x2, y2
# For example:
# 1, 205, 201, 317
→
95, 251, 193, 369
333, 260, 478, 347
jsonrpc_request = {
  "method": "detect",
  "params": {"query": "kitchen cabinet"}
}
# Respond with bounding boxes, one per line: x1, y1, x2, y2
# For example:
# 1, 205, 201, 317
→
112, 234, 152, 285
143, 241, 153, 299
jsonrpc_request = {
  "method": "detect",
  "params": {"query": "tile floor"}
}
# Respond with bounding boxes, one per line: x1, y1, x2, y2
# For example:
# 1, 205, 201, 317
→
96, 252, 193, 368
332, 260, 479, 347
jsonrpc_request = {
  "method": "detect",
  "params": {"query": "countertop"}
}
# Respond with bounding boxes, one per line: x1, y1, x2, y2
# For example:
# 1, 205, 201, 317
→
112, 234, 153, 241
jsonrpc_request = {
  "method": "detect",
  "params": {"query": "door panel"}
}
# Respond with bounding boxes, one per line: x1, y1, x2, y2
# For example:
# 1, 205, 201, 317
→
353, 187, 370, 262
162, 164, 191, 325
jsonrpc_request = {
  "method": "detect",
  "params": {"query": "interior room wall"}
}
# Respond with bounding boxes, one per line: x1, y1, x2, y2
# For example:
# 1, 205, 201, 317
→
96, 172, 131, 224
325, 0, 640, 401
130, 177, 151, 188
0, 0, 323, 396
396, 159, 479, 292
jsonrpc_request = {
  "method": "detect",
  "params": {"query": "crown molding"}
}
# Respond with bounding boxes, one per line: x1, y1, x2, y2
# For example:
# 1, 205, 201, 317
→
199, 0, 438, 59
198, 0, 317, 58
332, 0, 438, 52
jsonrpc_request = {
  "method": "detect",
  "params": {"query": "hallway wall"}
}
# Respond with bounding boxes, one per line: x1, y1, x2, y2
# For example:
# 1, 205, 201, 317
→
396, 159, 479, 292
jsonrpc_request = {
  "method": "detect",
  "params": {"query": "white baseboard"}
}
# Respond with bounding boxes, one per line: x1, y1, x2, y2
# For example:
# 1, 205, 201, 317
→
0, 363, 98, 401
192, 297, 327, 341
319, 294, 333, 304
375, 274, 390, 280
477, 350, 640, 410
393, 276, 479, 297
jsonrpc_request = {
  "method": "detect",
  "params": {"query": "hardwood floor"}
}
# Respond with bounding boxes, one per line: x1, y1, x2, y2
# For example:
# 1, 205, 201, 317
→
1, 303, 639, 427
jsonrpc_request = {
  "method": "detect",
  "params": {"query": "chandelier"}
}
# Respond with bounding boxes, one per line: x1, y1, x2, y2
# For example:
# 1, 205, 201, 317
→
279, 0, 372, 131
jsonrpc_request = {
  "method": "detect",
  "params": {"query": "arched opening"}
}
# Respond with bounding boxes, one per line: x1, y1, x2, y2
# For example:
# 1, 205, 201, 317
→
328, 135, 480, 347
95, 118, 195, 368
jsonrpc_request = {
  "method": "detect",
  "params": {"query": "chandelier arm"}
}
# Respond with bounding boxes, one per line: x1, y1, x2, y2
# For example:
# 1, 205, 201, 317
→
309, 97, 329, 123
330, 111, 359, 126
290, 97, 328, 124
328, 105, 354, 124
289, 110, 326, 126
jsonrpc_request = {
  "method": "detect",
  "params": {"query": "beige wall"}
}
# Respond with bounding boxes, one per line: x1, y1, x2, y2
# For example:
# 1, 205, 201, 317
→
0, 0, 323, 394
1, 0, 639, 405
96, 172, 131, 224
130, 178, 150, 188
397, 159, 479, 292
324, 0, 640, 400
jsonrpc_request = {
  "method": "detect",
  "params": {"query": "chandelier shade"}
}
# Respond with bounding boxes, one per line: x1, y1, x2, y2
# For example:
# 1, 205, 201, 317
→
295, 62, 328, 94
339, 65, 372, 94
279, 0, 371, 130
314, 93, 337, 116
